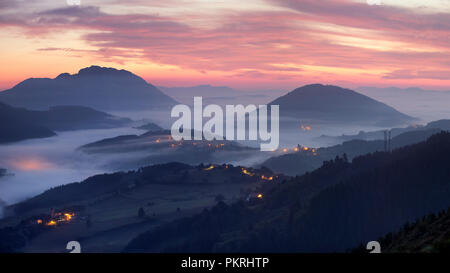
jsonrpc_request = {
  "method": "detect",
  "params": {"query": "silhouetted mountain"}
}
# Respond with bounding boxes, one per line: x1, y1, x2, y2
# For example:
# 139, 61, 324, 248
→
427, 119, 450, 130
33, 105, 132, 131
0, 66, 177, 111
270, 84, 415, 126
0, 102, 131, 143
0, 102, 56, 143
263, 128, 441, 176
124, 132, 450, 253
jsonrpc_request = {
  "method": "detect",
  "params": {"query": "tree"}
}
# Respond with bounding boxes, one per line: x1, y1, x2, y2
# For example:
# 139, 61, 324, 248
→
342, 153, 349, 163
215, 194, 225, 203
86, 215, 92, 228
138, 207, 146, 218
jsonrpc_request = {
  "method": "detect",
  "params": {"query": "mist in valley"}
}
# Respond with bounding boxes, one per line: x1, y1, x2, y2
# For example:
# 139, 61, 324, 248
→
0, 89, 444, 214
0, 127, 144, 205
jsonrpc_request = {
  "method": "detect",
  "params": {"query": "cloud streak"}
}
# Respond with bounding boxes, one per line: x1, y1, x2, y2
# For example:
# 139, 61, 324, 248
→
0, 0, 449, 89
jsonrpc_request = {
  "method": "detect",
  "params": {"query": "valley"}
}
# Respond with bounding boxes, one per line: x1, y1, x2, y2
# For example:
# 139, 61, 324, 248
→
0, 67, 449, 254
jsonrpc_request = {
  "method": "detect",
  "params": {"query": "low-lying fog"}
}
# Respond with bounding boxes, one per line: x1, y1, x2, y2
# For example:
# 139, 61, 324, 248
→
0, 107, 413, 212
0, 127, 143, 205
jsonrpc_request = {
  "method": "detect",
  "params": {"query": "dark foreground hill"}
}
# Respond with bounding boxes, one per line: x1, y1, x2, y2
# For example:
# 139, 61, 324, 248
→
124, 132, 450, 253
0, 66, 177, 111
270, 84, 415, 127
373, 208, 450, 253
351, 207, 450, 253
0, 102, 131, 143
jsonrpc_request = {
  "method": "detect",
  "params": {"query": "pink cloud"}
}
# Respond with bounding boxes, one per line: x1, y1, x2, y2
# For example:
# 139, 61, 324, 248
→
0, 1, 449, 89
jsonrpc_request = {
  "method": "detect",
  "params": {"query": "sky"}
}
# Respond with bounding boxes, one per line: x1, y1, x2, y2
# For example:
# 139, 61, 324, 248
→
0, 0, 449, 91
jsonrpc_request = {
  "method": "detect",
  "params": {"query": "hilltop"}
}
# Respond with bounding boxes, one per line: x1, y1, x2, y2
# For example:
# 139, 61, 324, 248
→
0, 66, 177, 111
270, 84, 415, 127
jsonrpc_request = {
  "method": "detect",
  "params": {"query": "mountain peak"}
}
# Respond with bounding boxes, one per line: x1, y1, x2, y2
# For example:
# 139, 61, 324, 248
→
0, 66, 177, 111
274, 84, 376, 104
270, 84, 415, 126
77, 65, 132, 77
55, 72, 71, 79
290, 84, 357, 95
54, 66, 134, 80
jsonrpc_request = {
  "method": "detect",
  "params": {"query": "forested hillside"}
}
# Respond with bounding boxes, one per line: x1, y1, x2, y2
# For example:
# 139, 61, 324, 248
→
125, 132, 450, 253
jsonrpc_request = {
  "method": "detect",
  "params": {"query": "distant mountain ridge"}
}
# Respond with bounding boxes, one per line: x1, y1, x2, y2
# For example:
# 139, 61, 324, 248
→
317, 119, 450, 145
0, 102, 56, 143
0, 102, 131, 143
158, 85, 281, 106
270, 84, 415, 126
33, 105, 132, 131
159, 85, 243, 98
0, 66, 177, 111
357, 86, 450, 122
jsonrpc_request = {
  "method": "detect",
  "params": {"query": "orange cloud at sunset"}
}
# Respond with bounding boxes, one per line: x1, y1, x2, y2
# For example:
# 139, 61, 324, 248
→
0, 0, 449, 91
